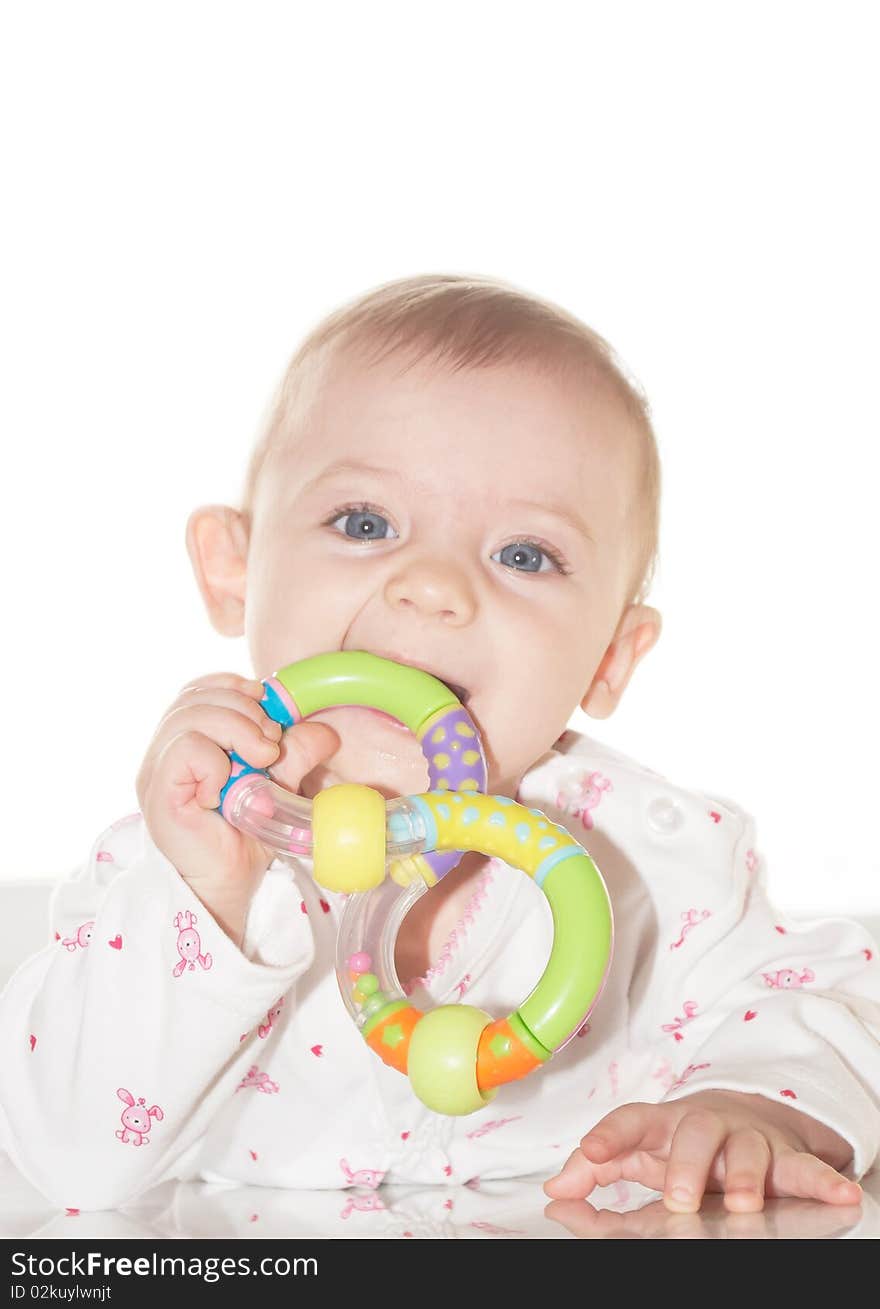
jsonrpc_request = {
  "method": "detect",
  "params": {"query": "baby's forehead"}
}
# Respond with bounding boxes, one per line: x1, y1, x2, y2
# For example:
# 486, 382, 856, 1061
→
294, 346, 639, 472
260, 358, 638, 566
257, 341, 635, 505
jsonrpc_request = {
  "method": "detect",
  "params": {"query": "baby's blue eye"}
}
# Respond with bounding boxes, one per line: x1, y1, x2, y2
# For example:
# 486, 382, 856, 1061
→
327, 505, 566, 574
331, 508, 398, 541
493, 542, 555, 573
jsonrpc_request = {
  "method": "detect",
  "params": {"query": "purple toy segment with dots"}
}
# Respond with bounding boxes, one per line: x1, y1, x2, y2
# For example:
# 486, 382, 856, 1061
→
420, 704, 488, 881
422, 705, 488, 792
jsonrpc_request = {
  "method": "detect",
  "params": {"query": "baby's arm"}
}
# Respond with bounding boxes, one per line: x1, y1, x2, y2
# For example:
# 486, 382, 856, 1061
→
0, 813, 318, 1211
546, 797, 880, 1211
0, 671, 339, 1211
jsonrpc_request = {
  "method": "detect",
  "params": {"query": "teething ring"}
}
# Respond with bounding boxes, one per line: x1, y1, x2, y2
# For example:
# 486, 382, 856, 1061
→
220, 652, 613, 1115
332, 789, 613, 1114
218, 651, 488, 888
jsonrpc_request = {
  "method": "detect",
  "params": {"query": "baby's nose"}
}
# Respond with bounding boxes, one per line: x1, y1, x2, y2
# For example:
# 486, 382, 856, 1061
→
384, 556, 476, 623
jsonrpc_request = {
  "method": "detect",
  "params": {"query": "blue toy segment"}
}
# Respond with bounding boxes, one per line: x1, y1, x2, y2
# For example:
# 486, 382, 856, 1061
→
218, 750, 268, 810
409, 795, 439, 854
387, 809, 412, 842
534, 840, 584, 890
260, 681, 296, 728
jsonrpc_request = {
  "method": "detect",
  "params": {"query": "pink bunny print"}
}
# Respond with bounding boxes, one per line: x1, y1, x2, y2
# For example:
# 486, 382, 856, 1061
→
340, 1193, 386, 1219
555, 770, 613, 831
339, 1158, 386, 1189
668, 1062, 711, 1092
669, 909, 711, 950
258, 997, 284, 1039
237, 1065, 279, 1094
762, 967, 815, 989
62, 921, 94, 952
115, 1088, 163, 1146
173, 910, 213, 978
661, 1000, 699, 1041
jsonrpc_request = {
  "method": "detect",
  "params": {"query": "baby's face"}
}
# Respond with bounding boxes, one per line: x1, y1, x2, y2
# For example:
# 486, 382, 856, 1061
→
240, 352, 642, 800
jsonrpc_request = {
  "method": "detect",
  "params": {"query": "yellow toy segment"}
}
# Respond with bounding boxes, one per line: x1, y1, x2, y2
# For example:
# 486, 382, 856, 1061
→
388, 853, 439, 889
312, 784, 387, 892
419, 792, 580, 878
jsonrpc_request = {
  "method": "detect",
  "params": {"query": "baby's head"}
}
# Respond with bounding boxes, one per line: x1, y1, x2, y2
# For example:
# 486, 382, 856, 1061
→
187, 274, 662, 801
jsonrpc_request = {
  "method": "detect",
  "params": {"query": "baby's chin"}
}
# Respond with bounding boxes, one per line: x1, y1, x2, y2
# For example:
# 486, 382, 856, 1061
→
273, 705, 432, 801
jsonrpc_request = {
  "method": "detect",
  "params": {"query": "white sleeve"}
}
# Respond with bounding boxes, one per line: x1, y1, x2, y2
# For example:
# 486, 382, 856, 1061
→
0, 813, 316, 1211
644, 802, 880, 1179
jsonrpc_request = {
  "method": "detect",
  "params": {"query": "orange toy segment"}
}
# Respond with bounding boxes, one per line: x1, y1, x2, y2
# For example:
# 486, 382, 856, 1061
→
477, 1017, 544, 1090
365, 1004, 423, 1075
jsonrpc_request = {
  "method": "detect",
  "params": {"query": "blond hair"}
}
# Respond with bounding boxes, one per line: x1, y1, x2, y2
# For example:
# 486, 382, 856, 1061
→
241, 273, 661, 606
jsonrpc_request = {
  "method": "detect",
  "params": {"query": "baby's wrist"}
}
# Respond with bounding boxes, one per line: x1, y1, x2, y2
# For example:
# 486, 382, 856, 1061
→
183, 878, 254, 950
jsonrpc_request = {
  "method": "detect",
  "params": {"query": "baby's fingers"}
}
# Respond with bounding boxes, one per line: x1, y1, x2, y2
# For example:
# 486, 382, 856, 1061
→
159, 690, 283, 740
769, 1150, 863, 1207
663, 1110, 729, 1212
544, 1104, 663, 1200
160, 705, 281, 770
543, 1148, 601, 1199
544, 1144, 667, 1199
178, 672, 267, 699
577, 1101, 667, 1164
718, 1128, 772, 1212
160, 731, 240, 813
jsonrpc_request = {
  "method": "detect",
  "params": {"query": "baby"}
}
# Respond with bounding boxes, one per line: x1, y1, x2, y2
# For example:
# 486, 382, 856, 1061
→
2, 274, 878, 1220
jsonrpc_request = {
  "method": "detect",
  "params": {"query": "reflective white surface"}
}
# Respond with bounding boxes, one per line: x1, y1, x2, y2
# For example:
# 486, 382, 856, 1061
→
2, 1152, 878, 1240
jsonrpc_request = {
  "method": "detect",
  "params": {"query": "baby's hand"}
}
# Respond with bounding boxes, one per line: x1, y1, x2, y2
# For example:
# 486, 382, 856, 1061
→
136, 672, 339, 944
543, 1090, 862, 1213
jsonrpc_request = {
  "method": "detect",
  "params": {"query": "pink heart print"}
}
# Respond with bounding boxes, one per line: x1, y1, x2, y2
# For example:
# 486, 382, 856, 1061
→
109, 935, 123, 950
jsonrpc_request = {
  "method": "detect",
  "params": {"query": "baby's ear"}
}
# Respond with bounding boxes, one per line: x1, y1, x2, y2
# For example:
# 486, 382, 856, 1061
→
185, 505, 249, 637
580, 604, 662, 720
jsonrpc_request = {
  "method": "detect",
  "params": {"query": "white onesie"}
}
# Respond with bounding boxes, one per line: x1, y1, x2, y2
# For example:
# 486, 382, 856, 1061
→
1, 729, 878, 1211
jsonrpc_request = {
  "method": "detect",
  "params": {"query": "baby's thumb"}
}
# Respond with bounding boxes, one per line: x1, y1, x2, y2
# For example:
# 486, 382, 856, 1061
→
274, 720, 341, 789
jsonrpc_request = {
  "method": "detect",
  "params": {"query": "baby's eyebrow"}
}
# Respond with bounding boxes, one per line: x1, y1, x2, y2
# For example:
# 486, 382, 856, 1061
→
298, 460, 401, 497
500, 496, 595, 545
299, 459, 595, 544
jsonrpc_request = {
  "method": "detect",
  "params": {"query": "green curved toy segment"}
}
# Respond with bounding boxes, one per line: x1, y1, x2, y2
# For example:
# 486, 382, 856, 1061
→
412, 790, 613, 1053
275, 652, 458, 733
519, 854, 612, 1050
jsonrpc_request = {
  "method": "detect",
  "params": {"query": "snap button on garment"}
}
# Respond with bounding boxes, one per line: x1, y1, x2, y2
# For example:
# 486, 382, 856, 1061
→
647, 797, 684, 834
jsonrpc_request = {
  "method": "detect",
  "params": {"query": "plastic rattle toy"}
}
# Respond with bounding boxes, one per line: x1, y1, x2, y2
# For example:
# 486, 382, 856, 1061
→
220, 652, 613, 1115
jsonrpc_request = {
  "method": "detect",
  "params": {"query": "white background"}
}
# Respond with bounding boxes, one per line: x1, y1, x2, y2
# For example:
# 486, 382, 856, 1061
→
1, 2, 877, 912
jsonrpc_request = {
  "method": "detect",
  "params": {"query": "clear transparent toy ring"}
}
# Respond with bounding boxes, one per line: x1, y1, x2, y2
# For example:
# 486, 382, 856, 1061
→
220, 652, 614, 1115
